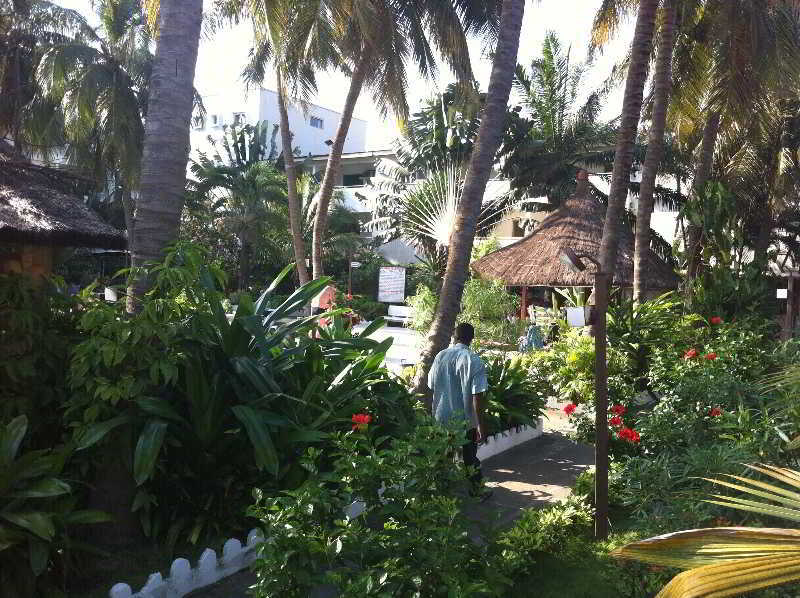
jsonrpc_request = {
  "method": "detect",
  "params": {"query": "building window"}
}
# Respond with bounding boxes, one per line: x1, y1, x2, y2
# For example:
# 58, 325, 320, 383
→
232, 112, 246, 126
192, 114, 205, 129
310, 116, 324, 129
210, 114, 222, 127
342, 173, 363, 187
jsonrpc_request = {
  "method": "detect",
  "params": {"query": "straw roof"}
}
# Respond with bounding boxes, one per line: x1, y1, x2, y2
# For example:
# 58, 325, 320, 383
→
0, 161, 125, 249
471, 181, 679, 289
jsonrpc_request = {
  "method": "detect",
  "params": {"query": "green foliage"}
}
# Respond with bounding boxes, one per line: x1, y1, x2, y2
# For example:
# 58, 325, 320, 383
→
406, 283, 438, 335
0, 416, 110, 598
66, 243, 416, 550
483, 354, 548, 436
335, 291, 387, 322
250, 419, 514, 597
462, 277, 524, 347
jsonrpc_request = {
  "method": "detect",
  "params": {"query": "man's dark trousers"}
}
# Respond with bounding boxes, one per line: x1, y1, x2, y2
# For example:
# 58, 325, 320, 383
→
463, 428, 482, 489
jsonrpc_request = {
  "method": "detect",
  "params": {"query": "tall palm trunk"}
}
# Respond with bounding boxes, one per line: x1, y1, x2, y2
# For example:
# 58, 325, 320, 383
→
311, 52, 370, 279
130, 0, 203, 301
238, 236, 252, 291
598, 0, 659, 275
633, 0, 678, 304
277, 74, 309, 285
412, 0, 525, 397
685, 110, 721, 283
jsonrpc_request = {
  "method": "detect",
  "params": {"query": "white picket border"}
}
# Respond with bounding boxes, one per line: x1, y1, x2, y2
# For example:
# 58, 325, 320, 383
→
108, 419, 543, 598
108, 528, 263, 598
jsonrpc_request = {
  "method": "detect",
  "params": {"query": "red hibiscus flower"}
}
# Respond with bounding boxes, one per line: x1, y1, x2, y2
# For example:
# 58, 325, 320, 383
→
618, 427, 641, 443
684, 348, 698, 359
705, 352, 717, 360
563, 403, 577, 416
351, 413, 372, 431
609, 416, 623, 427
346, 293, 353, 300
710, 316, 723, 325
709, 407, 723, 417
611, 404, 627, 416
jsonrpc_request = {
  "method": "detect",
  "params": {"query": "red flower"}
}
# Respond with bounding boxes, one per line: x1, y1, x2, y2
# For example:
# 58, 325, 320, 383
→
563, 403, 577, 416
346, 293, 353, 300
609, 415, 623, 427
710, 316, 723, 325
705, 352, 717, 361
684, 348, 698, 359
709, 407, 723, 417
611, 404, 627, 416
351, 413, 372, 431
618, 427, 641, 443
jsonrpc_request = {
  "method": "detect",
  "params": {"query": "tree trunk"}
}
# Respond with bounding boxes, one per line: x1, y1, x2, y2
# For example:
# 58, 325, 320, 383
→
311, 53, 369, 279
685, 110, 721, 283
277, 73, 310, 285
633, 0, 677, 304
122, 188, 137, 314
129, 0, 203, 302
412, 0, 525, 397
598, 0, 659, 277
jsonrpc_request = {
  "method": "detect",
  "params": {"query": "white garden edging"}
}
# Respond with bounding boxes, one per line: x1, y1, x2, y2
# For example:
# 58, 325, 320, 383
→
108, 419, 543, 598
477, 418, 544, 461
109, 529, 263, 598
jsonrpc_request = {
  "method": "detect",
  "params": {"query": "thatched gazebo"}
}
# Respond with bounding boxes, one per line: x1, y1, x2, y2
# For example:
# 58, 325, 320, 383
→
471, 175, 679, 317
0, 160, 125, 277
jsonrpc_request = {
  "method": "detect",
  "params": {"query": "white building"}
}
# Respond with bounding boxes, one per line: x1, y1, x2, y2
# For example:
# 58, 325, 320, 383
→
190, 88, 367, 160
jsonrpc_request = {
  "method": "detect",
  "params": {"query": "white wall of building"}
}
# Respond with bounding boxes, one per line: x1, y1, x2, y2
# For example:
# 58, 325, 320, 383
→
190, 88, 367, 162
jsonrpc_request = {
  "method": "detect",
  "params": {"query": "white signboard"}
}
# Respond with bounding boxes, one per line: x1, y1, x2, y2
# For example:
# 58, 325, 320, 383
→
378, 266, 406, 303
778, 288, 788, 299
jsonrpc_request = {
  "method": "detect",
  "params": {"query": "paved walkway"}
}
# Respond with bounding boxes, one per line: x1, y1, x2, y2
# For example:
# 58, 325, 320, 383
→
189, 409, 592, 598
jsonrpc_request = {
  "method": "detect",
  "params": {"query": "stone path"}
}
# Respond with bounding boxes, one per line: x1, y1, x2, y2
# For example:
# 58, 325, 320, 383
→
189, 408, 592, 598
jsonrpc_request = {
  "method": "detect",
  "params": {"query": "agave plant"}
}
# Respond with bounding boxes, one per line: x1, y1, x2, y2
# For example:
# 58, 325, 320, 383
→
615, 463, 800, 597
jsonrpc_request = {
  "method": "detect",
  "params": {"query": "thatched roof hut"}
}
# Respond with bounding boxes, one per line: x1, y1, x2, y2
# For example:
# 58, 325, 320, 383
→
471, 178, 679, 290
0, 161, 125, 249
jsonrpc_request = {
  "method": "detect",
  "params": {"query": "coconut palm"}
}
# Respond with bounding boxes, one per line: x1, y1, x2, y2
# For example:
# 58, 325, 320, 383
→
412, 0, 525, 396
35, 0, 152, 244
130, 0, 203, 300
311, 0, 503, 279
499, 31, 616, 205
633, 0, 678, 303
617, 463, 800, 597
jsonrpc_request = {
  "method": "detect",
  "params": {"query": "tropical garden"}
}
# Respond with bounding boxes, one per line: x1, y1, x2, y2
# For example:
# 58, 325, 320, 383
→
6, 0, 800, 597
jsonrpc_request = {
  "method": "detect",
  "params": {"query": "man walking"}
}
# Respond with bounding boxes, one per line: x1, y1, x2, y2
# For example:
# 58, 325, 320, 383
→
427, 322, 491, 499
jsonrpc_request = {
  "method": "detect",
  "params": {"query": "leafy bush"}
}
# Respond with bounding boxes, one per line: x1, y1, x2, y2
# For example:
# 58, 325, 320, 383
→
483, 354, 548, 436
335, 291, 388, 321
249, 419, 514, 597
406, 284, 437, 336
462, 278, 525, 347
0, 416, 109, 597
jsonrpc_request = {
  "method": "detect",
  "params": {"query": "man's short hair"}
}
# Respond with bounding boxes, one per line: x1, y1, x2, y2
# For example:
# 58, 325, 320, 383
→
455, 322, 475, 345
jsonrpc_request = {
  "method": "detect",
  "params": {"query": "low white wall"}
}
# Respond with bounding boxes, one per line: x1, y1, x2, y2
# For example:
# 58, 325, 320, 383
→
477, 418, 544, 461
109, 419, 544, 597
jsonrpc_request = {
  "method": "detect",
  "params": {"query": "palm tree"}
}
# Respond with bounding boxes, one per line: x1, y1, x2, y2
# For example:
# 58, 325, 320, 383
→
130, 0, 203, 301
36, 0, 152, 245
188, 122, 287, 290
598, 0, 659, 275
412, 0, 525, 397
235, 0, 341, 286
633, 0, 679, 303
310, 0, 502, 279
500, 31, 616, 204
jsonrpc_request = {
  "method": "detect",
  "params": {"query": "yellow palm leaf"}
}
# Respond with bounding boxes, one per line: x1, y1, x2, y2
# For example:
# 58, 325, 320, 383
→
655, 554, 800, 598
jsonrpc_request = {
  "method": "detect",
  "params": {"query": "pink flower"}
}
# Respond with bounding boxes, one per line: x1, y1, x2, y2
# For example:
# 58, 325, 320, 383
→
684, 348, 698, 359
563, 403, 577, 416
710, 316, 723, 325
705, 352, 718, 361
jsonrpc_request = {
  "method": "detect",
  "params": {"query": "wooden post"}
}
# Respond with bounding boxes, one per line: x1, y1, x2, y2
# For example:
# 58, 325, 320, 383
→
784, 274, 800, 341
521, 286, 528, 319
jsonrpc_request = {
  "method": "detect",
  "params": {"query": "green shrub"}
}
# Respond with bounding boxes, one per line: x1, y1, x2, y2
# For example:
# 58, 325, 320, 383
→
335, 292, 388, 321
249, 419, 514, 597
406, 284, 437, 335
483, 354, 548, 436
461, 278, 523, 347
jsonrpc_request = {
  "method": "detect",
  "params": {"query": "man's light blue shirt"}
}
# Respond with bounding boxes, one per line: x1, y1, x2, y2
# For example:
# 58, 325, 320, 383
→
427, 343, 488, 429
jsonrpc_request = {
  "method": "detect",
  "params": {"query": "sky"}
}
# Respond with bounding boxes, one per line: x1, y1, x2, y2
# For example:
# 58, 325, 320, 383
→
57, 0, 635, 150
